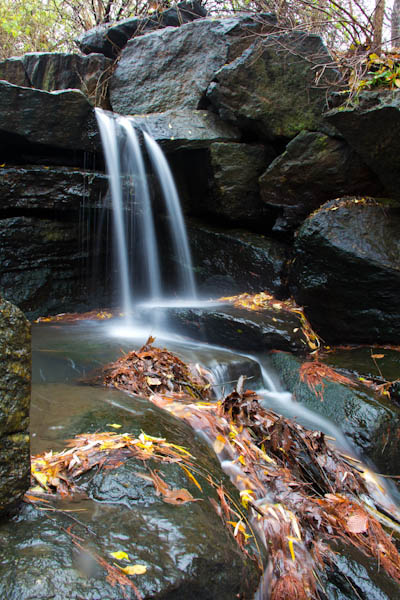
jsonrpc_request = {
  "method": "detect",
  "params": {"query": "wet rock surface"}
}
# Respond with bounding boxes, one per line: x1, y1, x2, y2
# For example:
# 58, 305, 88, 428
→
259, 131, 382, 232
0, 52, 113, 107
0, 298, 31, 512
76, 1, 207, 58
109, 14, 276, 115
0, 166, 107, 212
163, 304, 309, 353
0, 216, 110, 319
0, 387, 260, 599
326, 91, 400, 199
129, 109, 240, 151
269, 351, 400, 474
290, 197, 400, 344
0, 81, 98, 153
187, 219, 289, 297
207, 32, 336, 140
206, 141, 276, 225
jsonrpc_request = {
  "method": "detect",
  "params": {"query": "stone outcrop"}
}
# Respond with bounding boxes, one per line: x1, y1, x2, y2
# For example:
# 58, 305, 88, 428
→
0, 53, 113, 107
269, 351, 400, 475
164, 304, 309, 353
76, 1, 207, 58
0, 166, 108, 211
290, 197, 400, 344
0, 298, 31, 513
207, 32, 337, 140
128, 109, 240, 151
326, 91, 400, 200
187, 219, 289, 297
207, 142, 276, 225
259, 130, 383, 232
0, 81, 98, 153
109, 14, 277, 115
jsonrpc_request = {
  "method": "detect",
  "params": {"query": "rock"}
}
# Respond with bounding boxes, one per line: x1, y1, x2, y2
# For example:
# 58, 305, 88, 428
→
269, 351, 400, 474
109, 14, 277, 115
163, 304, 309, 354
0, 216, 110, 320
259, 131, 383, 233
0, 81, 98, 152
290, 197, 400, 344
130, 109, 240, 151
207, 32, 336, 140
187, 219, 289, 296
325, 91, 400, 199
0, 53, 113, 107
323, 541, 400, 600
0, 386, 260, 599
206, 142, 276, 225
76, 1, 207, 58
0, 166, 108, 212
0, 298, 30, 513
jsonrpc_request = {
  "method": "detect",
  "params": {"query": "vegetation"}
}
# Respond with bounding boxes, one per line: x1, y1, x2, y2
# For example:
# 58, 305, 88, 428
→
1, 0, 400, 60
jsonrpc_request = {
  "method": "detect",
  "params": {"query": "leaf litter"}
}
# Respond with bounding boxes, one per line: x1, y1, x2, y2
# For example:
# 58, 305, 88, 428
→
26, 337, 400, 599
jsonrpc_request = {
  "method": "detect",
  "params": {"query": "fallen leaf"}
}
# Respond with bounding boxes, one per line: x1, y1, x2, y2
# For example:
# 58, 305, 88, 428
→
346, 512, 369, 534
119, 564, 147, 575
110, 550, 129, 560
371, 354, 384, 359
163, 488, 200, 505
107, 423, 122, 429
146, 377, 162, 386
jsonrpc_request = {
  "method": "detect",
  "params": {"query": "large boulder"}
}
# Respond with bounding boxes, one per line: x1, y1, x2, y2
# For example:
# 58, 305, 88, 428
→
0, 81, 98, 153
187, 219, 289, 297
0, 298, 31, 513
259, 130, 383, 232
0, 53, 113, 107
207, 32, 336, 140
0, 385, 260, 599
325, 91, 400, 200
163, 304, 310, 354
269, 351, 400, 475
76, 1, 207, 58
290, 197, 400, 344
206, 142, 276, 225
109, 14, 277, 115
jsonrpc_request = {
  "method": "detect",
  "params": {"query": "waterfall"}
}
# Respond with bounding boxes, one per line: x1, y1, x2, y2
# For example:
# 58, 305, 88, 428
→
95, 108, 196, 314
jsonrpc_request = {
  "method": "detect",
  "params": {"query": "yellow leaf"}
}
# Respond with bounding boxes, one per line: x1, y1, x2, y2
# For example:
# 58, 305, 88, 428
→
0, 163, 5, 167
395, 79, 400, 88
32, 471, 48, 489
119, 564, 147, 575
288, 537, 296, 561
110, 550, 129, 560
179, 464, 203, 491
107, 423, 122, 429
213, 435, 226, 454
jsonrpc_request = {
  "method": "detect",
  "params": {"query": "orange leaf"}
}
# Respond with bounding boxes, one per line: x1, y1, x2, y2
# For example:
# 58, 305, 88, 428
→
162, 488, 201, 505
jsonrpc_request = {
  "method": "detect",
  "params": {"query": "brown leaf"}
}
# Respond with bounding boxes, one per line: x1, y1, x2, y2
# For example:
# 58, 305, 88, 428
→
346, 511, 369, 534
162, 488, 201, 505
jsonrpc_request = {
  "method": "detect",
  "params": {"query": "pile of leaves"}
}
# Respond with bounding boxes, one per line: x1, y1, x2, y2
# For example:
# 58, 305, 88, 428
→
27, 340, 400, 598
299, 360, 356, 401
29, 430, 196, 497
147, 382, 400, 599
219, 291, 321, 351
102, 336, 212, 400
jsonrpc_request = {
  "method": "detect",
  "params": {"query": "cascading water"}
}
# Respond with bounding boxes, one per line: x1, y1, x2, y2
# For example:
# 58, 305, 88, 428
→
95, 108, 196, 318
